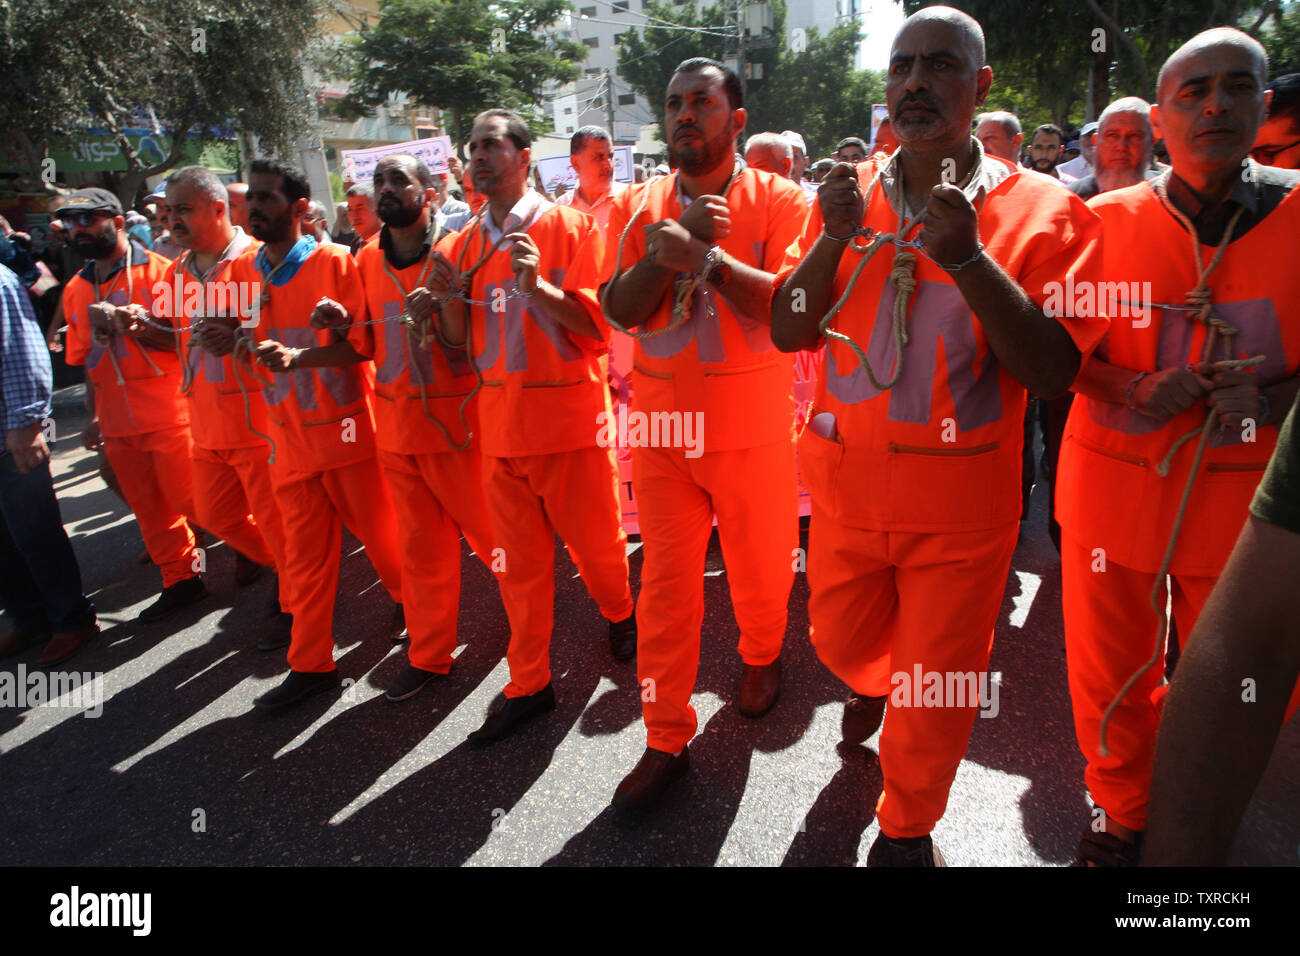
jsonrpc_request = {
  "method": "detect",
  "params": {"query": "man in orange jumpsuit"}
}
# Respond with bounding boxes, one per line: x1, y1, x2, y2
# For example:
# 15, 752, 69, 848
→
311, 152, 499, 701
1057, 28, 1300, 866
160, 165, 292, 649
59, 188, 208, 623
772, 7, 1108, 866
228, 158, 404, 710
426, 109, 635, 745
600, 57, 809, 812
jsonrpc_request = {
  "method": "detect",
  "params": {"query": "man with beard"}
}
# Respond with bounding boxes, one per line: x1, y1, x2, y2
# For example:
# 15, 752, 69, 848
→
227, 158, 404, 710
160, 166, 292, 647
1026, 124, 1074, 183
555, 126, 627, 235
311, 153, 499, 701
1068, 98, 1159, 202
425, 109, 635, 744
772, 6, 1107, 865
1057, 28, 1300, 866
600, 58, 809, 813
58, 188, 208, 621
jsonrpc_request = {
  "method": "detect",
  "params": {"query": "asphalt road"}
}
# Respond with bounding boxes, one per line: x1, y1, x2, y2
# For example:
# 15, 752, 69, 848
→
1, 389, 1296, 867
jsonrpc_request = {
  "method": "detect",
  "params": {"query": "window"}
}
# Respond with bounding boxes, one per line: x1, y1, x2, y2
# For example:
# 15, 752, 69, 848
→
584, 67, 602, 77
564, 106, 573, 114
613, 31, 628, 44
579, 6, 596, 16
566, 126, 574, 134
618, 93, 636, 105
582, 36, 599, 48
612, 0, 629, 10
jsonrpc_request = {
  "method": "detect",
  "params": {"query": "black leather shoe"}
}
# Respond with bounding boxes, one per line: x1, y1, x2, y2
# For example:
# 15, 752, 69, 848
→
256, 612, 293, 652
392, 603, 408, 642
467, 684, 556, 746
265, 574, 284, 618
612, 746, 690, 814
738, 658, 781, 717
386, 663, 441, 701
866, 832, 946, 867
842, 692, 887, 744
234, 550, 264, 586
253, 669, 340, 711
138, 576, 207, 624
608, 612, 636, 661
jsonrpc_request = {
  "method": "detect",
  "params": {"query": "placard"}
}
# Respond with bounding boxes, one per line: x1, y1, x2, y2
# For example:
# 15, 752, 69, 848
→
341, 135, 453, 182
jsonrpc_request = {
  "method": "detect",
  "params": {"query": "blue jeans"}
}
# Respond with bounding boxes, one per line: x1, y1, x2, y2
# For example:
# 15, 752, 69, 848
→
0, 452, 95, 633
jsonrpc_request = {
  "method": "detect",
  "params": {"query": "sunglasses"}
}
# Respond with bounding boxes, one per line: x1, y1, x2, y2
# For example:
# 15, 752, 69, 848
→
1250, 137, 1300, 166
58, 211, 114, 227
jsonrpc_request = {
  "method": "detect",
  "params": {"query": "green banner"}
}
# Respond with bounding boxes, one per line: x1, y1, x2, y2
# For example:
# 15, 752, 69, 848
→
49, 134, 236, 173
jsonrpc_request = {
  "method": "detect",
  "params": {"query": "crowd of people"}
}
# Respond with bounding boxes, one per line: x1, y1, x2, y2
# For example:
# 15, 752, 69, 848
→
2, 5, 1299, 867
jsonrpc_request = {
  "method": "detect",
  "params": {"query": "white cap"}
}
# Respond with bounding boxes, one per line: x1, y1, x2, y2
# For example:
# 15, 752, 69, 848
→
780, 130, 807, 154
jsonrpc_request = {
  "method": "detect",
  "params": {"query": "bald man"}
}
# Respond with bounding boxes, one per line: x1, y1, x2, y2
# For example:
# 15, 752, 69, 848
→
744, 132, 794, 178
1058, 28, 1300, 866
226, 183, 249, 231
774, 5, 1107, 866
974, 111, 1022, 163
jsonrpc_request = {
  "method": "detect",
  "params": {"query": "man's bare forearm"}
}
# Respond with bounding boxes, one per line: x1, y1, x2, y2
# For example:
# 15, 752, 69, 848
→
713, 257, 778, 325
955, 254, 1079, 398
602, 259, 677, 328
772, 235, 848, 352
1144, 517, 1300, 865
533, 280, 600, 340
296, 339, 365, 368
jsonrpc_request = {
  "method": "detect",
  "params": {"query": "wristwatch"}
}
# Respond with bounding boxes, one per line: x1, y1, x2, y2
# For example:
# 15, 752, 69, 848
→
704, 245, 731, 287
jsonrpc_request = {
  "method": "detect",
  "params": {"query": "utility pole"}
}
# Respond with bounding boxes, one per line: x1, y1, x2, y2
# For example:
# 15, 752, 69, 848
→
604, 69, 617, 137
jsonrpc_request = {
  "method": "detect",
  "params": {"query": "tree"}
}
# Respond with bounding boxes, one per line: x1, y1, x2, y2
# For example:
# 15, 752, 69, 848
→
614, 1, 886, 159
0, 0, 330, 205
329, 0, 586, 155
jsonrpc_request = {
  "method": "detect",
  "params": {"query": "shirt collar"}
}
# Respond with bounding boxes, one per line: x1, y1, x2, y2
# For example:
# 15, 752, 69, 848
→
877, 138, 1006, 220
378, 217, 441, 269
674, 157, 746, 209
254, 234, 317, 286
565, 178, 627, 209
181, 226, 253, 279
483, 189, 553, 244
1164, 162, 1261, 218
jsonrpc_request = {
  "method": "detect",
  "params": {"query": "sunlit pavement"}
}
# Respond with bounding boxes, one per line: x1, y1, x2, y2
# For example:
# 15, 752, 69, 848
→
1, 388, 1295, 866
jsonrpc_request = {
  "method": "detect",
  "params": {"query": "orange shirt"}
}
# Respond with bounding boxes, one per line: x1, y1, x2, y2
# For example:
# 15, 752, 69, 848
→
229, 238, 376, 473
63, 242, 188, 438
1057, 181, 1300, 574
349, 229, 481, 454
601, 166, 809, 452
154, 229, 268, 451
778, 153, 1108, 532
433, 201, 611, 458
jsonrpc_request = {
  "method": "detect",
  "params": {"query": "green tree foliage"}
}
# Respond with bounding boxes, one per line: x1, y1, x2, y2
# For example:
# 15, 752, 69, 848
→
1259, 1, 1300, 77
0, 0, 328, 204
615, 1, 886, 159
329, 0, 585, 155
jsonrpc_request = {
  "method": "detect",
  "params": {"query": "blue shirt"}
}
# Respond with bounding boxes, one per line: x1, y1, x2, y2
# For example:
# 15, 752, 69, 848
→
0, 263, 52, 438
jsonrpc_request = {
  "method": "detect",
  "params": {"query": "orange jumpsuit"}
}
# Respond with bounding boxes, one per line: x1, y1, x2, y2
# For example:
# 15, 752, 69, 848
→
230, 238, 403, 673
157, 230, 286, 586
1057, 179, 1300, 833
777, 153, 1108, 839
63, 242, 200, 588
434, 196, 633, 698
348, 230, 497, 674
602, 166, 809, 753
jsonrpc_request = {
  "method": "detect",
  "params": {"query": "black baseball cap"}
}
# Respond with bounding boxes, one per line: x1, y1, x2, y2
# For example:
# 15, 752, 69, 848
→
54, 188, 124, 217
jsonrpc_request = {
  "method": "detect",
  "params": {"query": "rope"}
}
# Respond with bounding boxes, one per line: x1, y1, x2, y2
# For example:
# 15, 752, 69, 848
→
598, 161, 741, 340
377, 215, 482, 451
91, 256, 144, 431
231, 333, 278, 465
1096, 171, 1253, 757
812, 154, 979, 391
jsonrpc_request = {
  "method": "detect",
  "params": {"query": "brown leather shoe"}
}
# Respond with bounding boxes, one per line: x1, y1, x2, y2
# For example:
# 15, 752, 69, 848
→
612, 746, 690, 814
738, 658, 781, 717
0, 622, 51, 660
842, 693, 887, 744
37, 623, 101, 667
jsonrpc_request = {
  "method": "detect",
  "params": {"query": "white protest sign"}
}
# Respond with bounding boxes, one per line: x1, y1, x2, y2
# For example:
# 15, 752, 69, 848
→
535, 145, 635, 193
341, 135, 453, 182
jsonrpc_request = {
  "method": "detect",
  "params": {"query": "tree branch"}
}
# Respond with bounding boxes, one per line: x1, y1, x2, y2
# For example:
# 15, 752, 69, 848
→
1083, 0, 1150, 97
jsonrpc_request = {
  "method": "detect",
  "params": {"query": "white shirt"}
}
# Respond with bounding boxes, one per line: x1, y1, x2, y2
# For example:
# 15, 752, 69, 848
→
1058, 155, 1092, 180
554, 179, 627, 233
482, 189, 554, 246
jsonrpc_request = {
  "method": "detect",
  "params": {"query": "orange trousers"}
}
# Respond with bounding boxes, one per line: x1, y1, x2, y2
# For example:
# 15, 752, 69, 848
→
483, 446, 634, 698
271, 456, 403, 673
1060, 532, 1218, 833
378, 448, 497, 674
104, 425, 200, 588
633, 439, 797, 753
807, 508, 1019, 839
191, 444, 283, 575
